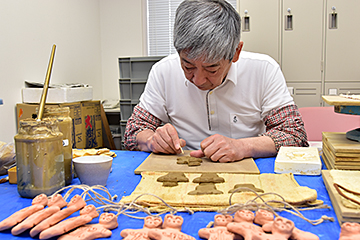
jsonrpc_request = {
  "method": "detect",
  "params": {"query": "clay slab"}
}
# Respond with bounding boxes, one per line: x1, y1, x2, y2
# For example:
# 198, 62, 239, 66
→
274, 147, 321, 175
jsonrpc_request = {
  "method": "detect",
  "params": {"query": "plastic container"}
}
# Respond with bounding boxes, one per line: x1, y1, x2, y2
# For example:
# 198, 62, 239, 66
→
43, 107, 73, 185
14, 118, 65, 198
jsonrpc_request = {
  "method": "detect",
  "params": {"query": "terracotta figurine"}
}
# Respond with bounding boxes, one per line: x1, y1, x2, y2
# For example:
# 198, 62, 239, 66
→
38, 204, 98, 239
58, 212, 118, 240
11, 194, 68, 235
30, 194, 86, 237
198, 214, 240, 240
339, 222, 360, 240
121, 215, 162, 240
0, 193, 48, 231
254, 209, 319, 240
227, 210, 264, 240
148, 214, 195, 240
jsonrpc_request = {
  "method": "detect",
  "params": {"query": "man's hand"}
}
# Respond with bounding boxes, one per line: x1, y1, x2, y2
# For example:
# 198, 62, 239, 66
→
190, 134, 277, 162
190, 134, 244, 162
136, 123, 186, 154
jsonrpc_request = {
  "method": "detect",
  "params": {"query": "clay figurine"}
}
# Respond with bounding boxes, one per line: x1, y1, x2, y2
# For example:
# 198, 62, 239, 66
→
199, 214, 240, 240
0, 193, 48, 231
254, 209, 276, 232
254, 209, 319, 240
121, 215, 162, 240
339, 222, 360, 240
58, 212, 118, 240
227, 210, 264, 240
252, 216, 295, 240
30, 194, 86, 237
11, 194, 68, 235
38, 204, 98, 239
148, 214, 195, 240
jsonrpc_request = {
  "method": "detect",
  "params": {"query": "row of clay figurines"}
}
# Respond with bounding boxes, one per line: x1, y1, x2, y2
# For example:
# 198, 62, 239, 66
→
0, 193, 358, 240
0, 193, 118, 239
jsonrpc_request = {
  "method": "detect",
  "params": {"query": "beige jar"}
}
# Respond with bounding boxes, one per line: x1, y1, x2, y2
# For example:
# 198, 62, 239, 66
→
14, 118, 65, 198
43, 107, 73, 185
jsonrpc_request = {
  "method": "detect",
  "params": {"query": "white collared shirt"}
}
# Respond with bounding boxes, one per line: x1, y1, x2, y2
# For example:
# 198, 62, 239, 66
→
139, 51, 294, 150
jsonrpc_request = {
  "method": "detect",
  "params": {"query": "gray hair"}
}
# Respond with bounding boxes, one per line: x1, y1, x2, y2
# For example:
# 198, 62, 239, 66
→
174, 0, 241, 63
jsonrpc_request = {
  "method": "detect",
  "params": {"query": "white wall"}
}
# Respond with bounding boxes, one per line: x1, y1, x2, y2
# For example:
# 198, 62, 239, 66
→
0, 0, 144, 143
99, 0, 144, 100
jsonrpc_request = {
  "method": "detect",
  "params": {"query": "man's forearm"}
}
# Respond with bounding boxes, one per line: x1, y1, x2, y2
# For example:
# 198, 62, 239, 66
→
136, 129, 155, 152
236, 135, 277, 159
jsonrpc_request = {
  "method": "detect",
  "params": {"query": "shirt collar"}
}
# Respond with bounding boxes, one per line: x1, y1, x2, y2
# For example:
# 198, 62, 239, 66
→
223, 63, 237, 86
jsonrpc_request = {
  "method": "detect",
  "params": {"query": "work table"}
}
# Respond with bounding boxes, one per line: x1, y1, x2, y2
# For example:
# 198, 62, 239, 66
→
0, 150, 341, 240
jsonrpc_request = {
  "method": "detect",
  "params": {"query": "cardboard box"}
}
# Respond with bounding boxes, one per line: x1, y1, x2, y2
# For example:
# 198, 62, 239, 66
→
8, 166, 17, 184
81, 101, 103, 149
22, 87, 93, 103
16, 100, 103, 149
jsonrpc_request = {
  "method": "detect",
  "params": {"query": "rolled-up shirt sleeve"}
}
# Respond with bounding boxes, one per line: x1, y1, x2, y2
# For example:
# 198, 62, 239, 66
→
124, 104, 162, 151
261, 104, 309, 152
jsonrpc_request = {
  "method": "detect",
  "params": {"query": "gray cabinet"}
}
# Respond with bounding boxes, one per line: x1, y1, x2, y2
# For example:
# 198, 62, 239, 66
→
238, 0, 360, 108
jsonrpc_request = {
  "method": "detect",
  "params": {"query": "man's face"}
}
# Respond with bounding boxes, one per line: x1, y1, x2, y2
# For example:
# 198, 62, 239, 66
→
179, 51, 233, 91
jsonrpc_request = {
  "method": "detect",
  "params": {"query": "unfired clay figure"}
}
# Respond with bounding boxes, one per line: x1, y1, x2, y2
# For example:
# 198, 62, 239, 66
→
148, 214, 195, 240
30, 194, 86, 237
198, 214, 240, 240
11, 194, 68, 235
227, 210, 264, 240
58, 212, 118, 240
38, 204, 98, 239
339, 222, 360, 240
254, 209, 319, 240
121, 215, 163, 240
0, 193, 48, 231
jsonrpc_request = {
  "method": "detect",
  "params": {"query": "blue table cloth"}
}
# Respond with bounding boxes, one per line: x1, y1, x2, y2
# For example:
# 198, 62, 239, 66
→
0, 150, 341, 240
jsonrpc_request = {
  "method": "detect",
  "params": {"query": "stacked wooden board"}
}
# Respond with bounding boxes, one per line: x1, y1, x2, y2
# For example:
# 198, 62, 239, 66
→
322, 170, 360, 224
322, 132, 360, 170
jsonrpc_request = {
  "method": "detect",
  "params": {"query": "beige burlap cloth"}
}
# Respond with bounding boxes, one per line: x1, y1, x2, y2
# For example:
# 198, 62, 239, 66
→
120, 172, 320, 212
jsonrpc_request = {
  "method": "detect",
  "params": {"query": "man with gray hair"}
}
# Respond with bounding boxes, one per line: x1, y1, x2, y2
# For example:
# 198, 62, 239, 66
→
124, 0, 308, 162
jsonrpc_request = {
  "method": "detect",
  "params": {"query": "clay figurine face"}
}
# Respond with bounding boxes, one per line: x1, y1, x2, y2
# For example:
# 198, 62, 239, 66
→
273, 217, 294, 235
254, 209, 274, 225
234, 210, 254, 223
163, 215, 183, 229
99, 213, 118, 229
32, 194, 48, 206
341, 222, 360, 235
80, 205, 98, 218
144, 216, 163, 228
48, 194, 67, 208
214, 215, 233, 227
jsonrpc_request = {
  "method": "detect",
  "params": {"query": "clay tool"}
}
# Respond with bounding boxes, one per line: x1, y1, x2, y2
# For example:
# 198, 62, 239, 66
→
37, 44, 56, 121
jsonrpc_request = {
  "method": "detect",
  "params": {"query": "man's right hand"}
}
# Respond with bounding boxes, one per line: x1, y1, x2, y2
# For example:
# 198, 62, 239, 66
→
136, 123, 185, 154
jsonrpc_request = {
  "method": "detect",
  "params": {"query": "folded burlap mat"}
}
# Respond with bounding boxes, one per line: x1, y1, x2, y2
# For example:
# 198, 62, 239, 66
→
120, 172, 320, 212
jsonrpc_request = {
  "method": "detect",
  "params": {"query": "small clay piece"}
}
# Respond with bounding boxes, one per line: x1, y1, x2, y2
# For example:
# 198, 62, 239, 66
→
198, 214, 238, 240
0, 193, 48, 231
48, 194, 68, 208
228, 183, 264, 193
254, 209, 319, 240
227, 210, 264, 240
148, 214, 195, 240
58, 212, 118, 240
252, 217, 295, 240
254, 209, 275, 232
80, 204, 100, 219
188, 183, 223, 195
58, 224, 112, 240
157, 172, 189, 187
11, 205, 61, 235
98, 212, 118, 230
121, 215, 162, 240
339, 222, 360, 240
193, 173, 225, 183
177, 156, 202, 167
39, 214, 93, 239
30, 194, 86, 237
